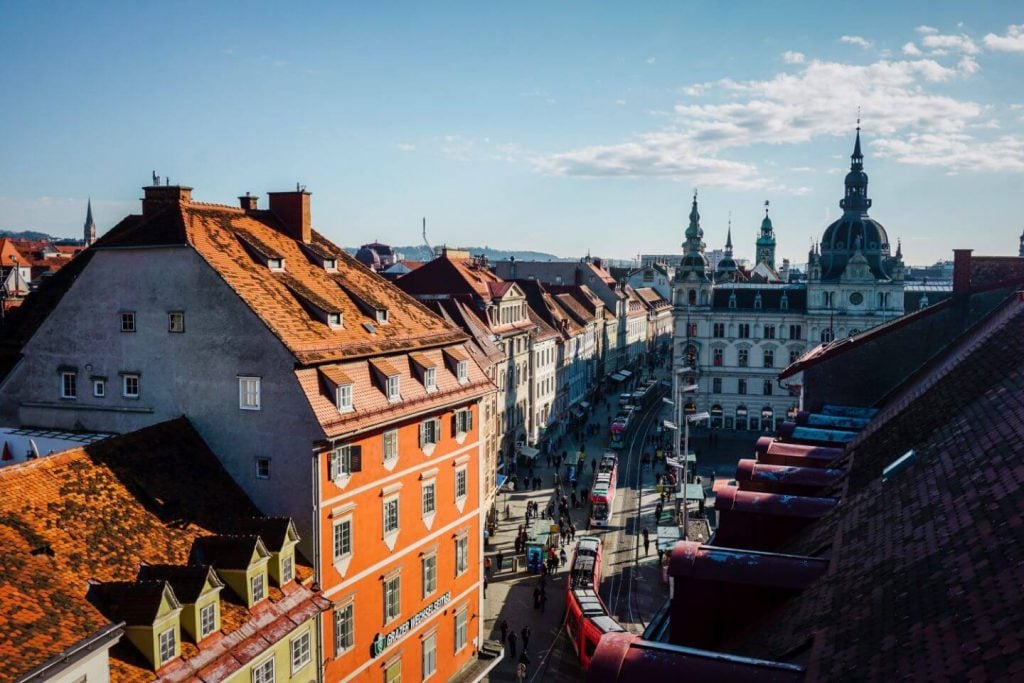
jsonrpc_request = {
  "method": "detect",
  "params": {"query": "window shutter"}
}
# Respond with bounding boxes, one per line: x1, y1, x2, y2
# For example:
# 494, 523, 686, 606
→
466, 409, 473, 431
433, 418, 442, 442
350, 446, 362, 472
451, 413, 458, 437
328, 450, 336, 480
419, 421, 427, 448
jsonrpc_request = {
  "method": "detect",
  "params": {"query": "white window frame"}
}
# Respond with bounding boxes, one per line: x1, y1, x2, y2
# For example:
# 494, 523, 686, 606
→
168, 311, 185, 333
383, 429, 399, 466
122, 374, 140, 399
422, 553, 437, 597
421, 481, 436, 517
422, 631, 437, 680
455, 408, 473, 435
238, 376, 261, 411
334, 601, 354, 656
456, 359, 468, 384
251, 572, 265, 603
336, 383, 353, 413
454, 607, 468, 653
60, 371, 77, 399
157, 626, 176, 665
290, 628, 312, 674
327, 312, 343, 328
251, 657, 275, 683
455, 467, 468, 501
455, 534, 469, 576
281, 555, 294, 584
333, 517, 352, 561
384, 574, 401, 624
424, 367, 437, 392
383, 496, 400, 536
199, 602, 216, 639
255, 457, 271, 480
267, 257, 284, 271
386, 375, 401, 403
420, 417, 441, 452
330, 444, 352, 480
92, 378, 105, 398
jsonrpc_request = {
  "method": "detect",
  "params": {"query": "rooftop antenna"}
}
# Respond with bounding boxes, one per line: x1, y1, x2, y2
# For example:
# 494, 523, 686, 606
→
422, 217, 433, 255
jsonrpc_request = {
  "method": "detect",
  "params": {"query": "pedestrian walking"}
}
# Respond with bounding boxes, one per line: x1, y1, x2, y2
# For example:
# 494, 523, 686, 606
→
485, 556, 492, 579
643, 528, 651, 556
655, 501, 663, 521
570, 522, 576, 542
521, 626, 531, 651
500, 619, 509, 643
496, 550, 504, 573
560, 548, 568, 567
507, 630, 517, 657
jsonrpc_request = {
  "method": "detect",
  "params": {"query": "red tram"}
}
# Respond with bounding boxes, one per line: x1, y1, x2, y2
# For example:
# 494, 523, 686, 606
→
564, 536, 625, 670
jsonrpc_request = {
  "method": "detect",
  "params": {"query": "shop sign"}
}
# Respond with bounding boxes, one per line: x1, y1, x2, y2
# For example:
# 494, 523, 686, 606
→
372, 592, 452, 658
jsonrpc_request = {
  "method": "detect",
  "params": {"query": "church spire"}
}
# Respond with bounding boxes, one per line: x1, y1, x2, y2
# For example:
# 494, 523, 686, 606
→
840, 123, 871, 215
83, 198, 96, 247
678, 189, 708, 279
725, 213, 733, 251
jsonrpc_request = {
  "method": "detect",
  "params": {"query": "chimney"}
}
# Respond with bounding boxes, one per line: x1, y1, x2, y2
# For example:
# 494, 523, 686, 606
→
238, 192, 259, 211
142, 183, 193, 217
267, 189, 312, 243
952, 249, 973, 294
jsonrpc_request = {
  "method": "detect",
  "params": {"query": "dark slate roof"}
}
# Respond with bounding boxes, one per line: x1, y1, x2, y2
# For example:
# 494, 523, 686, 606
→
711, 286, 807, 312
729, 295, 1024, 681
137, 564, 221, 604
88, 580, 174, 626
190, 535, 267, 571
233, 518, 296, 552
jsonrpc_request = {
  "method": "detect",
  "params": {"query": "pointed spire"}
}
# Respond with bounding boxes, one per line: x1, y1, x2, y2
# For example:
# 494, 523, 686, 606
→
895, 238, 903, 259
851, 111, 864, 170
83, 198, 97, 247
725, 213, 733, 251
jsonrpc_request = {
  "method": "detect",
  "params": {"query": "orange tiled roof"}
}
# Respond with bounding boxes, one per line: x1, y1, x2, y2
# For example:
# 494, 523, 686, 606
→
0, 418, 324, 681
98, 201, 467, 364
297, 344, 492, 438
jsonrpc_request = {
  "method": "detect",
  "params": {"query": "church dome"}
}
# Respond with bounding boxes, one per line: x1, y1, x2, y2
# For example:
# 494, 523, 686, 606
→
818, 128, 892, 280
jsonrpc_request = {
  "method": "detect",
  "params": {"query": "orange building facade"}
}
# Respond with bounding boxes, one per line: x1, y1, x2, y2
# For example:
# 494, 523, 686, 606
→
315, 394, 484, 682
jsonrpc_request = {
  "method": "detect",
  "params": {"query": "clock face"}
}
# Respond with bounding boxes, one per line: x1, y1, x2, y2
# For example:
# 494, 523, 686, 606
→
849, 291, 864, 305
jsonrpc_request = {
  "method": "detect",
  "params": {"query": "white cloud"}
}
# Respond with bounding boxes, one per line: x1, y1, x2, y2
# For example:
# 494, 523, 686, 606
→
782, 51, 806, 64
919, 31, 979, 55
983, 23, 1024, 53
645, 57, 656, 64
916, 25, 939, 35
902, 42, 922, 56
840, 35, 872, 49
534, 48, 1023, 183
615, 99, 627, 105
873, 133, 1024, 172
396, 143, 416, 152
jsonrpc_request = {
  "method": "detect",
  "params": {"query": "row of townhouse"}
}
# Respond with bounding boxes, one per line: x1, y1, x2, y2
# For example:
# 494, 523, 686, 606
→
0, 183, 494, 683
398, 254, 673, 473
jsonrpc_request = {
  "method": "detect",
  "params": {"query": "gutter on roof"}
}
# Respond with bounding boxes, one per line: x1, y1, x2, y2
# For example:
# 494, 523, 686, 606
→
15, 621, 124, 683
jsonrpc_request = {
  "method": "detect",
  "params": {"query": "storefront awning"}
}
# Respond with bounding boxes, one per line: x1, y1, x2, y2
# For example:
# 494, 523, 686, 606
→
519, 445, 540, 460
619, 369, 633, 377
609, 372, 627, 382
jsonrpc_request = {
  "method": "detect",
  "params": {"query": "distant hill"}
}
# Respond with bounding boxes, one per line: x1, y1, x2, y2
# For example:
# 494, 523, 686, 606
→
0, 229, 58, 241
345, 245, 569, 262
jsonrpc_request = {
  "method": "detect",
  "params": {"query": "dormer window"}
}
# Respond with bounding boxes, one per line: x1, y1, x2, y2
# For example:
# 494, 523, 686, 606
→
376, 309, 389, 324
387, 375, 401, 402
457, 360, 469, 384
328, 312, 343, 328
754, 293, 763, 309
251, 572, 266, 603
268, 257, 284, 271
336, 383, 353, 412
199, 603, 217, 639
424, 367, 437, 392
728, 292, 737, 309
158, 627, 177, 666
324, 258, 337, 271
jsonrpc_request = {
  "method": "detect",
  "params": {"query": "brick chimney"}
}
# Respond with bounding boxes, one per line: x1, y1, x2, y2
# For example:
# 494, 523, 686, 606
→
952, 249, 973, 294
238, 192, 259, 211
142, 184, 193, 217
267, 189, 311, 243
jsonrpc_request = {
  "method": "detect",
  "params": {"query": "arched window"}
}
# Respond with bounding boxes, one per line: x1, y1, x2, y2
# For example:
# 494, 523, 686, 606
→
736, 405, 748, 430
780, 292, 789, 310
821, 328, 835, 343
710, 404, 724, 429
754, 292, 763, 309
728, 292, 737, 309
688, 289, 697, 305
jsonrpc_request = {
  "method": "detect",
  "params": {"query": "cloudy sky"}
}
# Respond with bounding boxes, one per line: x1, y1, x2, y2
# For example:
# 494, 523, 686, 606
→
1, 2, 1022, 265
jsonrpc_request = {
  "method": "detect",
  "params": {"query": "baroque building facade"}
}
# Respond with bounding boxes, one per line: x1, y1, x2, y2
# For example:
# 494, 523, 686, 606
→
672, 129, 907, 431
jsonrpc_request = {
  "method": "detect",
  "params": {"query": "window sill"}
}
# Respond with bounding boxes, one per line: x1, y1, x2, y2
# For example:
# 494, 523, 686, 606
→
383, 530, 399, 551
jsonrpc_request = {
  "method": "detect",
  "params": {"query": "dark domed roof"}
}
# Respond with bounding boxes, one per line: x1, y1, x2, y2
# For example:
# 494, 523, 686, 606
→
820, 216, 890, 279
355, 246, 381, 268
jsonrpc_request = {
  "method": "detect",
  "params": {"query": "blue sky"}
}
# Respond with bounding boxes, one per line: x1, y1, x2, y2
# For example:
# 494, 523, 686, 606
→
1, 1, 1022, 265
